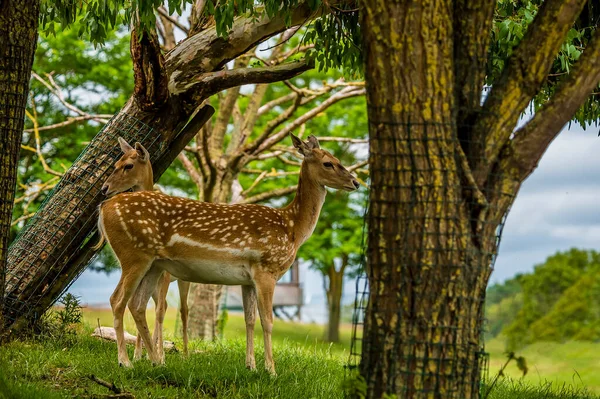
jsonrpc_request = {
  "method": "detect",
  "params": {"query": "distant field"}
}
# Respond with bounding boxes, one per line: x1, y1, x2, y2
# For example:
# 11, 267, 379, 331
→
83, 306, 600, 393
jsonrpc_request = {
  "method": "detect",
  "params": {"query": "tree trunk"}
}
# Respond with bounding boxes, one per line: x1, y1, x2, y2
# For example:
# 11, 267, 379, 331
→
187, 283, 223, 340
0, 0, 40, 335
325, 258, 346, 343
186, 170, 233, 339
359, 2, 495, 398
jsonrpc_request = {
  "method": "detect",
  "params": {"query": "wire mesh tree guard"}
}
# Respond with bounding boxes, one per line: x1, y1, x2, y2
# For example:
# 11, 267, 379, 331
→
2, 113, 164, 331
347, 120, 512, 398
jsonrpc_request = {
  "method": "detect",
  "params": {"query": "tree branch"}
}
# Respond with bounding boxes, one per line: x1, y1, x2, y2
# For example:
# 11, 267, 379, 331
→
185, 60, 312, 106
166, 3, 319, 98
178, 152, 204, 199
157, 6, 189, 34
239, 185, 298, 204
504, 28, 600, 183
251, 87, 365, 154
157, 9, 177, 50
244, 94, 303, 155
23, 115, 112, 133
257, 92, 297, 116
471, 0, 587, 186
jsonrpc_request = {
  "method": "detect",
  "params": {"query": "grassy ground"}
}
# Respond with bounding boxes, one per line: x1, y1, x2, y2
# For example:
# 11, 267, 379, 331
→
0, 307, 598, 398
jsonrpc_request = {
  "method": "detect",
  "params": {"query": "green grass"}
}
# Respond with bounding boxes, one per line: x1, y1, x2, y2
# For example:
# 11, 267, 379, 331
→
0, 307, 598, 398
486, 338, 600, 394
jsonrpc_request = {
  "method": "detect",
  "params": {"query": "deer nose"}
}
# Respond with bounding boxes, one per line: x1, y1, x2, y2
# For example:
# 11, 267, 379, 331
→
352, 180, 360, 189
101, 185, 109, 195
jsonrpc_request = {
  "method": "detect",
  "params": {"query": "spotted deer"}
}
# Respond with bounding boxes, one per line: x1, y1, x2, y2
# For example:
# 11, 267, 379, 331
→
96, 137, 191, 362
97, 134, 360, 374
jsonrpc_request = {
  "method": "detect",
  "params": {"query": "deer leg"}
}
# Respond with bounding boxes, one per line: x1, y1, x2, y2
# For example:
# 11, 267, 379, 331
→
110, 255, 154, 368
134, 331, 144, 360
128, 264, 163, 365
152, 271, 171, 363
242, 284, 257, 370
177, 280, 191, 356
254, 272, 277, 375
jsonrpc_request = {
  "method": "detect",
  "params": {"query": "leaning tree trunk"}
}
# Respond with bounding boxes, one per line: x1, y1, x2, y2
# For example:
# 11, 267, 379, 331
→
0, 0, 40, 334
1, 4, 314, 335
325, 258, 345, 343
359, 2, 496, 398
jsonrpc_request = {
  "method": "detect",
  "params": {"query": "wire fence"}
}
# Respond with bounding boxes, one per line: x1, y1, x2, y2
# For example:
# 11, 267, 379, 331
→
3, 113, 164, 329
347, 119, 512, 398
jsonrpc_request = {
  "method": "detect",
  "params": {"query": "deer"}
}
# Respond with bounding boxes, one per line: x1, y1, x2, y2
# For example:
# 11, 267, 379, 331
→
96, 137, 191, 362
96, 133, 360, 375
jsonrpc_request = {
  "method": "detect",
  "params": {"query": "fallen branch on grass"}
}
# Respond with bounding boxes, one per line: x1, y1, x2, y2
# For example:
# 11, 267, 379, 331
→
88, 374, 135, 399
91, 326, 178, 352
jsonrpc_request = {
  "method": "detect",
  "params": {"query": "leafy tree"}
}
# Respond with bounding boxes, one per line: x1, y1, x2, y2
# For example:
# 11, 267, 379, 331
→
503, 249, 600, 348
530, 268, 600, 342
359, 0, 600, 397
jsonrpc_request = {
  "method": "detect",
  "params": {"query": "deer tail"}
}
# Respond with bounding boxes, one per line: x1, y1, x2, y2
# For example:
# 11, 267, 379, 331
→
92, 206, 107, 251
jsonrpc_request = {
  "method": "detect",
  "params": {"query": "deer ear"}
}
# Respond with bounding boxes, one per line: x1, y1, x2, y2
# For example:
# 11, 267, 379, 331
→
134, 142, 149, 162
307, 135, 320, 149
118, 137, 134, 153
291, 133, 310, 156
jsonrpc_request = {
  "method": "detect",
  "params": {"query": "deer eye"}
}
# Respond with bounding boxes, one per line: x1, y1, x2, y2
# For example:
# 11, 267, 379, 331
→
124, 164, 134, 171
323, 162, 334, 168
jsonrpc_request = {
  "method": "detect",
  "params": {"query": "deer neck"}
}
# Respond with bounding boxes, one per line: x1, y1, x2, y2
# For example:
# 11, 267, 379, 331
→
133, 170, 154, 192
286, 163, 327, 247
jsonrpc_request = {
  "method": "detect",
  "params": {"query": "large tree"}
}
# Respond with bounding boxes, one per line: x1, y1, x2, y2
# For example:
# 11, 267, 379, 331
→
359, 0, 600, 398
0, 0, 40, 331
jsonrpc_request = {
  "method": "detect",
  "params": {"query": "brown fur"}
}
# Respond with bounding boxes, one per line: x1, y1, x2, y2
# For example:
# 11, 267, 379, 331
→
100, 134, 359, 374
96, 137, 191, 362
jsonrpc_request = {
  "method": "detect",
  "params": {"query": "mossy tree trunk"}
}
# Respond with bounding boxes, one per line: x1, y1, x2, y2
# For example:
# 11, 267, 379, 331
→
359, 0, 600, 397
0, 0, 40, 334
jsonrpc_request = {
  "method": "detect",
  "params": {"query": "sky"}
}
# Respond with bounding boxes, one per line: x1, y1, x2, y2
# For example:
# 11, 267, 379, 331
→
67, 121, 600, 322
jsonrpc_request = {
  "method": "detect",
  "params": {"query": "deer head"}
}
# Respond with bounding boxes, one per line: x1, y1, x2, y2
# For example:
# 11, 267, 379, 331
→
101, 137, 153, 196
291, 133, 360, 192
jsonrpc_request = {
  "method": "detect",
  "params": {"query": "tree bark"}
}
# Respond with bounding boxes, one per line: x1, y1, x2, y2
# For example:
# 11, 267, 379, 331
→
359, 1, 493, 398
187, 283, 222, 340
0, 0, 40, 335
325, 257, 346, 343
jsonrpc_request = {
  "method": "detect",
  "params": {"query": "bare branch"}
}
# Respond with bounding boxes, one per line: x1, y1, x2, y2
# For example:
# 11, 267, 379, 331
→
178, 152, 204, 199
158, 9, 177, 50
348, 159, 369, 172
23, 115, 112, 133
252, 87, 365, 154
316, 136, 368, 144
157, 6, 189, 34
240, 185, 298, 204
241, 170, 269, 196
245, 94, 303, 155
24, 105, 65, 177
257, 92, 297, 116
32, 73, 110, 124
11, 212, 36, 227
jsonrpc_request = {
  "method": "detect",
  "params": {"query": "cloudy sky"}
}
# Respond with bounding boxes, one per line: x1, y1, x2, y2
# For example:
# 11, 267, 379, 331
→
68, 122, 600, 320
